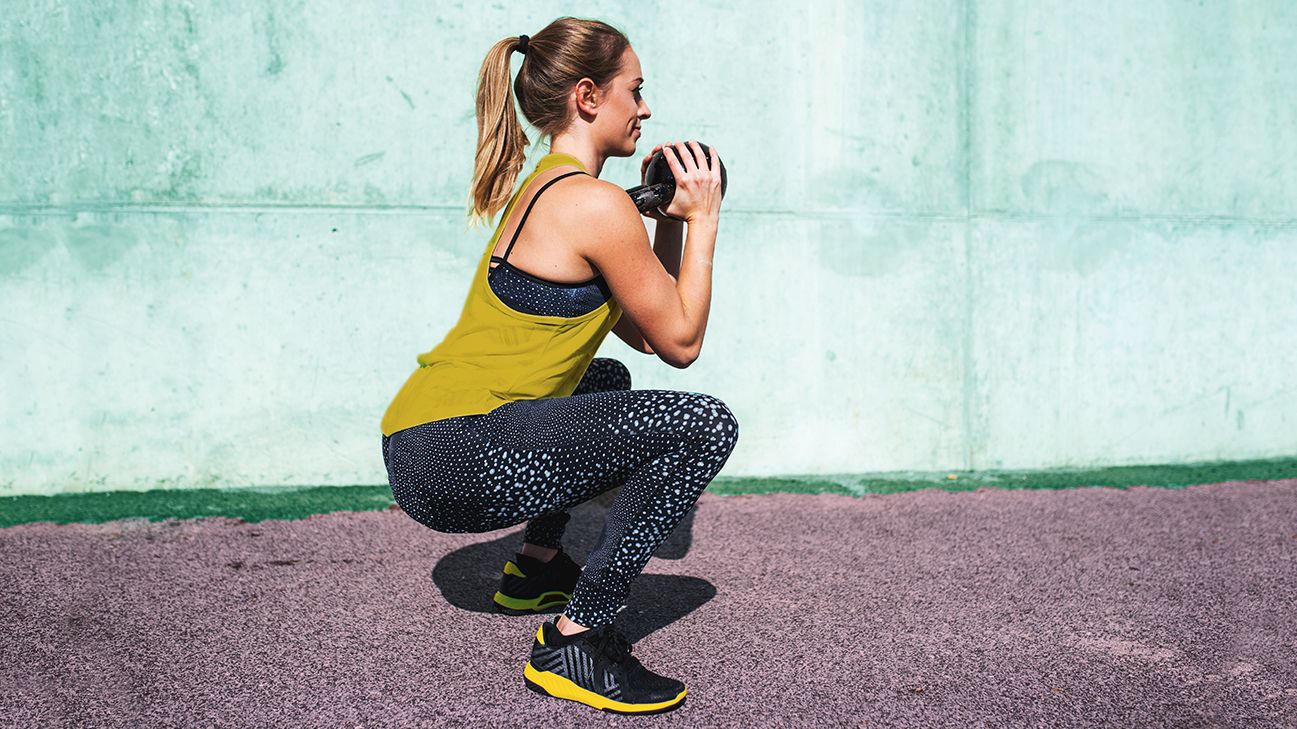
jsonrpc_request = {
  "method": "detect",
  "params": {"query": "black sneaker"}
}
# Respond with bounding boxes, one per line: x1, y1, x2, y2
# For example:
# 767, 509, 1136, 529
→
523, 619, 688, 714
492, 551, 583, 615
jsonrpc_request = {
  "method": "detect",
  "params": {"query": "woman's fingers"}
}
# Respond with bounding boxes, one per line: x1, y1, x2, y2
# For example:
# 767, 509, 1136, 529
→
685, 140, 707, 172
640, 144, 663, 180
661, 143, 686, 179
674, 141, 698, 174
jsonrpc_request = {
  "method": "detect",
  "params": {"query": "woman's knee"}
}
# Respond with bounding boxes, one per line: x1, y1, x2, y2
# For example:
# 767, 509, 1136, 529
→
679, 392, 739, 451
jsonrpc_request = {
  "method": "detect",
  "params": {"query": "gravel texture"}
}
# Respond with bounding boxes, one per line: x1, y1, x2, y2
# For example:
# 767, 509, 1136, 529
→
3, 480, 1296, 727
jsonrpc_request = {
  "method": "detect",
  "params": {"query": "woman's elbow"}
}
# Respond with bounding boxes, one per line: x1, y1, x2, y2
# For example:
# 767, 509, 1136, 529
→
659, 344, 700, 369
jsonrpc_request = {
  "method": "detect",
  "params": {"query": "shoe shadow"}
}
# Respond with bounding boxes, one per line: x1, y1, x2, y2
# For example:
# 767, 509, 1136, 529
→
430, 501, 712, 643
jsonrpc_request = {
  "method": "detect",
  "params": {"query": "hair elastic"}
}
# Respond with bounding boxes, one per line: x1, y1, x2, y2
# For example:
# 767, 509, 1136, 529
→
516, 35, 529, 55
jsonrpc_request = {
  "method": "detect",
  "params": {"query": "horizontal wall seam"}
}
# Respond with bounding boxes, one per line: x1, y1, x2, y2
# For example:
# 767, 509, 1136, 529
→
3, 203, 1297, 228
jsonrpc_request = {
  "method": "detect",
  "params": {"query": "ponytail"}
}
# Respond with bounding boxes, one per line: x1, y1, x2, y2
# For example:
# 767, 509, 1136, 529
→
468, 36, 530, 228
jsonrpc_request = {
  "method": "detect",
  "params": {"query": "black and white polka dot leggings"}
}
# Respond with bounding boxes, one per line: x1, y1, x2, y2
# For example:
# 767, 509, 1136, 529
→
380, 358, 740, 628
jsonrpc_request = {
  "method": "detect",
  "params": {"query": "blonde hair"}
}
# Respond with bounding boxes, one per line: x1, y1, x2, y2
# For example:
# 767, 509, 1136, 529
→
468, 17, 631, 227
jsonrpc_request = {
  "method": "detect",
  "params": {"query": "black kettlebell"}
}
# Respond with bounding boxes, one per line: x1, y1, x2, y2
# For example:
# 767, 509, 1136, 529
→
624, 142, 728, 217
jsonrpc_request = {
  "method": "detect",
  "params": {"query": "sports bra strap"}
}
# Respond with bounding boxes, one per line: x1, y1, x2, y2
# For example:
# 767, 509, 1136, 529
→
493, 170, 588, 265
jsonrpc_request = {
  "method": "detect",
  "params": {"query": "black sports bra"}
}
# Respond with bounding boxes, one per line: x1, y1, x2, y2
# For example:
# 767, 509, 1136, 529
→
488, 170, 613, 317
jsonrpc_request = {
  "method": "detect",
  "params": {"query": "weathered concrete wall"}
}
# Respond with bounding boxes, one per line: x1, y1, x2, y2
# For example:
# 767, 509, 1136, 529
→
2, 1, 1295, 495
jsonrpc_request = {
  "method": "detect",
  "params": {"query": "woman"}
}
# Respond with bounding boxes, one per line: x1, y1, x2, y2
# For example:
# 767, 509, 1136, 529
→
379, 17, 736, 715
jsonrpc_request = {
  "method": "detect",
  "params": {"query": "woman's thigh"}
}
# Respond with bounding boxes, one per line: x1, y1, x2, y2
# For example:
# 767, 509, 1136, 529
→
385, 388, 736, 533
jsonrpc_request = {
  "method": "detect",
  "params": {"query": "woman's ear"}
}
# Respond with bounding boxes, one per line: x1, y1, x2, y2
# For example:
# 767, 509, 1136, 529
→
574, 77, 602, 115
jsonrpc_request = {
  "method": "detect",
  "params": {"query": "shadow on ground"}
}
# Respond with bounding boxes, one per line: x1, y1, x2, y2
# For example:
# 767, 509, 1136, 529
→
431, 500, 712, 642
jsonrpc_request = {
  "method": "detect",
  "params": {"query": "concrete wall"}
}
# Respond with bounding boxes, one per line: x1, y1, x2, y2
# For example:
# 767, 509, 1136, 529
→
3, 1, 1295, 495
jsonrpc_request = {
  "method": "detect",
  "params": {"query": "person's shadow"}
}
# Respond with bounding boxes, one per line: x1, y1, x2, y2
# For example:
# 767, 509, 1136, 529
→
431, 499, 713, 643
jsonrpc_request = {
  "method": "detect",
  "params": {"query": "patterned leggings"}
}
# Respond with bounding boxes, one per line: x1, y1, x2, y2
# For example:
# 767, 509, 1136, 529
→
380, 358, 740, 628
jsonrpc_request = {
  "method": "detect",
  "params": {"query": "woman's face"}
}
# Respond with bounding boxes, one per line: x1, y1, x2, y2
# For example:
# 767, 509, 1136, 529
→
594, 47, 651, 158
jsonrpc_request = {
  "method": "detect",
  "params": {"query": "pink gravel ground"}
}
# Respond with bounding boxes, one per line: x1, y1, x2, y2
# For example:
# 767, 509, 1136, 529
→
3, 480, 1296, 727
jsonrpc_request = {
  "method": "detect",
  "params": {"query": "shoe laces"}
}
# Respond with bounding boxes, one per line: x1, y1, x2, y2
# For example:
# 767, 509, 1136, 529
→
588, 626, 633, 664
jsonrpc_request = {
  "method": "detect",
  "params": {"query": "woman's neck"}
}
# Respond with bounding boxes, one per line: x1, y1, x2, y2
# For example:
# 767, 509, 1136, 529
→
548, 138, 604, 178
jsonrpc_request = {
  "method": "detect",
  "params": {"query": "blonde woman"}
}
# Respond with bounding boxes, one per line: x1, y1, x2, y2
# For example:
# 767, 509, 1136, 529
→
380, 17, 734, 715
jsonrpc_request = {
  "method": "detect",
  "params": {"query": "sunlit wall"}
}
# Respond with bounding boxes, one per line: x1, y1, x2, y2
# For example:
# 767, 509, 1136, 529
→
3, 1, 1294, 495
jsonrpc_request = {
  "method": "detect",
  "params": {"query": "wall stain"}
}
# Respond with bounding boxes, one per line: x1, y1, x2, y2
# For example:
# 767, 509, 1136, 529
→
66, 223, 140, 274
812, 164, 902, 211
1022, 160, 1132, 275
385, 76, 415, 110
160, 151, 204, 201
1038, 222, 1133, 275
361, 183, 388, 205
264, 10, 285, 75
816, 217, 928, 278
1020, 160, 1109, 216
8, 39, 46, 105
0, 228, 55, 277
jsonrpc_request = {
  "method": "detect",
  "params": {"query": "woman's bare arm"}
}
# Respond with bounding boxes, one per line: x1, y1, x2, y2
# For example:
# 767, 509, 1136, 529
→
575, 183, 716, 368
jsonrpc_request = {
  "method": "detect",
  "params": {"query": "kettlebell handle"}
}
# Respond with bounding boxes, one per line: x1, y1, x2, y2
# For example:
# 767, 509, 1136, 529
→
624, 181, 675, 216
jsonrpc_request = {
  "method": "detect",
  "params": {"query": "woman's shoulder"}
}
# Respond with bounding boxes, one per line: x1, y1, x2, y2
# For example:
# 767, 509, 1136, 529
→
544, 170, 639, 220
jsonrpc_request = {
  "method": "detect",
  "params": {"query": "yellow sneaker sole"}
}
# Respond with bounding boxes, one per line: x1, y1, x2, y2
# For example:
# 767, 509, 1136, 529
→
492, 590, 571, 614
523, 660, 687, 715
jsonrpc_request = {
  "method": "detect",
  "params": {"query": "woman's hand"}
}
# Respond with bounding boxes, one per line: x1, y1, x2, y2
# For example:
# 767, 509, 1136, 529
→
638, 143, 676, 222
658, 140, 722, 225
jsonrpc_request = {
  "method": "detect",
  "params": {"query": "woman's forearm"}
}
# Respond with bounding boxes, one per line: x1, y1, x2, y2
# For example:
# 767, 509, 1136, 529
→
674, 218, 717, 360
652, 218, 685, 282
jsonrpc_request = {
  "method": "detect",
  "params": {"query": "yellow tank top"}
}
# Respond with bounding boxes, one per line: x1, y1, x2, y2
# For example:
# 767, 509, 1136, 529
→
380, 152, 624, 437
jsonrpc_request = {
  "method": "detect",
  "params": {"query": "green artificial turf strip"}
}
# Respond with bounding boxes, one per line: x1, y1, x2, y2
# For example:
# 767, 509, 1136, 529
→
2, 456, 1295, 528
712, 455, 1297, 497
0, 485, 396, 528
